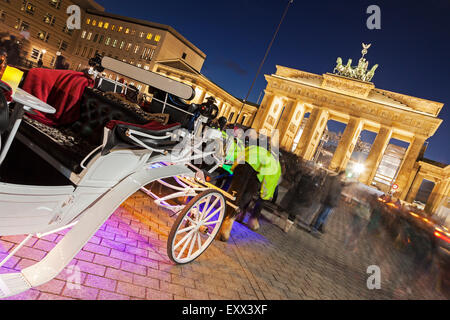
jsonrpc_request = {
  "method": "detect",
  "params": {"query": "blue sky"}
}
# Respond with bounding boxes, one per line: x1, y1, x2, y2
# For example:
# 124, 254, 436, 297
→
96, 0, 450, 164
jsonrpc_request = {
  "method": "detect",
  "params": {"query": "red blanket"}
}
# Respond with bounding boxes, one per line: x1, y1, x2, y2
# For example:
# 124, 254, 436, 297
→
22, 69, 94, 127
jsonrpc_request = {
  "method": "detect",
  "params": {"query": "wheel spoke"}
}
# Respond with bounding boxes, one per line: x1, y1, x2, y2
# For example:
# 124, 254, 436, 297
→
185, 215, 196, 226
176, 225, 196, 235
177, 231, 195, 259
200, 197, 220, 220
187, 230, 197, 259
196, 232, 202, 249
203, 220, 220, 226
203, 205, 224, 223
197, 196, 211, 221
174, 229, 195, 251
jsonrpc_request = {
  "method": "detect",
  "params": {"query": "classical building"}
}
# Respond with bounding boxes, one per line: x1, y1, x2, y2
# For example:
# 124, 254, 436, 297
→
70, 10, 258, 124
153, 60, 258, 126
252, 44, 448, 214
0, 2, 259, 123
0, 0, 104, 67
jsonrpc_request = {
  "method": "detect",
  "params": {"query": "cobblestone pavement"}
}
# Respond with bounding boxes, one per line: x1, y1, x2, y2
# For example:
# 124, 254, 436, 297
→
0, 191, 447, 300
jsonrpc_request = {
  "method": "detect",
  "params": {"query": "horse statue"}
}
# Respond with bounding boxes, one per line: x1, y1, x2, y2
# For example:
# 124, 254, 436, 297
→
364, 64, 378, 82
334, 57, 345, 74
343, 59, 354, 78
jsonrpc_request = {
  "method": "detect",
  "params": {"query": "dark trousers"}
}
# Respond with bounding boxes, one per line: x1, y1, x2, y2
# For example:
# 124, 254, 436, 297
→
226, 164, 261, 218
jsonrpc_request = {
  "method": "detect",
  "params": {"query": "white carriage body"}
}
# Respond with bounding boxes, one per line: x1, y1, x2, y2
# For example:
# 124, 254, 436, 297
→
0, 57, 233, 298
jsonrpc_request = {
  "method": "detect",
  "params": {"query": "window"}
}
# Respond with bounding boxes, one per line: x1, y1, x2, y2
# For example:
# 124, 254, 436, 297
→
104, 22, 109, 29
141, 47, 148, 59
154, 35, 161, 42
105, 37, 111, 46
92, 20, 96, 26
22, 1, 36, 15
58, 40, 69, 51
15, 19, 30, 32
75, 46, 81, 55
126, 43, 132, 51
49, 0, 61, 9
137, 63, 141, 68
62, 25, 73, 35
182, 52, 187, 60
31, 48, 40, 60
111, 25, 115, 31
86, 32, 92, 40
81, 30, 86, 38
98, 21, 103, 28
99, 35, 104, 43
125, 28, 129, 34
144, 65, 149, 70
81, 47, 87, 57
146, 33, 152, 40
228, 112, 235, 122
0, 11, 5, 23
112, 39, 117, 48
134, 45, 140, 54
119, 41, 125, 50
118, 26, 123, 32
149, 48, 156, 60
37, 31, 50, 42
86, 18, 91, 25
43, 13, 56, 25
93, 34, 98, 42
139, 32, 145, 38
88, 48, 93, 58
131, 30, 135, 35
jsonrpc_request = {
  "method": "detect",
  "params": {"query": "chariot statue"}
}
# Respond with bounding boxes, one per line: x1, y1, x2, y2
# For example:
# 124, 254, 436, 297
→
332, 43, 379, 82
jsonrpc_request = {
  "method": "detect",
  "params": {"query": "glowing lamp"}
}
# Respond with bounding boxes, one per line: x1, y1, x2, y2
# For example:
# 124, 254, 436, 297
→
1, 66, 24, 92
353, 163, 365, 175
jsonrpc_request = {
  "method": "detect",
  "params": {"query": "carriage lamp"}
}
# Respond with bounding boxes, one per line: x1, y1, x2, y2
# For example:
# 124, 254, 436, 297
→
1, 66, 24, 92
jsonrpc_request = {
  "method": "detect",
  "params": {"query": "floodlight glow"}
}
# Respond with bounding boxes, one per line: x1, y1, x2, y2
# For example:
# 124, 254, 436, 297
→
353, 163, 365, 175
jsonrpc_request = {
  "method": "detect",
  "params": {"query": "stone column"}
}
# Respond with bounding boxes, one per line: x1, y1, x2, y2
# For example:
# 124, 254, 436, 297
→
280, 102, 306, 151
394, 135, 427, 200
329, 117, 364, 172
196, 89, 207, 104
426, 179, 450, 214
277, 100, 296, 136
359, 126, 393, 185
253, 93, 275, 130
217, 101, 224, 117
295, 106, 329, 161
405, 173, 424, 203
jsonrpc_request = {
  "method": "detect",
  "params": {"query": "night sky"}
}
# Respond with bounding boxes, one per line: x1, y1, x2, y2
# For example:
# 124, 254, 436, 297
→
96, 0, 450, 164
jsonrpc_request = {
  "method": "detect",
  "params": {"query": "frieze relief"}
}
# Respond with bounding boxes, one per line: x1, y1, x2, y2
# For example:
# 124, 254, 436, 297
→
266, 78, 438, 136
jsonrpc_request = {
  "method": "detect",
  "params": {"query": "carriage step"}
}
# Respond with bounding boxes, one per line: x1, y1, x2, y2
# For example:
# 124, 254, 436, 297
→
0, 273, 31, 299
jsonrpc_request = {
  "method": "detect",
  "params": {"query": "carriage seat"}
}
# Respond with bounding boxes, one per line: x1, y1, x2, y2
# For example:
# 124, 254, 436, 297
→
102, 120, 181, 155
18, 87, 174, 175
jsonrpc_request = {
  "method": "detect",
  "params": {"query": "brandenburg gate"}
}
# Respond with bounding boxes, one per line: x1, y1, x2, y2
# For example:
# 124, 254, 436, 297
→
252, 44, 445, 206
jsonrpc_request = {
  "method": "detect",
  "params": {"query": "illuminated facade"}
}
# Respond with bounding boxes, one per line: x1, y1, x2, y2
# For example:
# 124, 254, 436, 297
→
252, 46, 448, 214
0, 0, 104, 67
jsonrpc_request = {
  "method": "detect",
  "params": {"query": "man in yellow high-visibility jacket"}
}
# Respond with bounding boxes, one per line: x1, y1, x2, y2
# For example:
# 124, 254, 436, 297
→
217, 133, 282, 241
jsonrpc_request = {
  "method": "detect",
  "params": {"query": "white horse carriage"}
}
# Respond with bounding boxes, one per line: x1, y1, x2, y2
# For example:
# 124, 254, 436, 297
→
0, 56, 236, 298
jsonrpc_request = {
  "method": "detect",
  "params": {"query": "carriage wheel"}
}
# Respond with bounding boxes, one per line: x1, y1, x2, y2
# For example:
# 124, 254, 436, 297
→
168, 189, 226, 264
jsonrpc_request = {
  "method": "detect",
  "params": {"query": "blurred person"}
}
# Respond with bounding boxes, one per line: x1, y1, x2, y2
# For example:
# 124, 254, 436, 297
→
310, 171, 348, 238
37, 58, 43, 68
344, 198, 372, 252
277, 164, 316, 232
